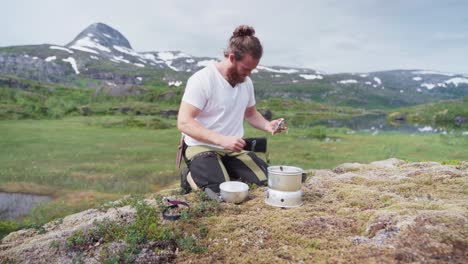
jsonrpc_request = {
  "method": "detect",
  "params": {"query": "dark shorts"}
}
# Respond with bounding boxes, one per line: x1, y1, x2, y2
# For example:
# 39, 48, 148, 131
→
185, 145, 268, 193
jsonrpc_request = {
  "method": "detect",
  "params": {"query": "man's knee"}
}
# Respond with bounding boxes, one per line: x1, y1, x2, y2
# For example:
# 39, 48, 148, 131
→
189, 151, 226, 192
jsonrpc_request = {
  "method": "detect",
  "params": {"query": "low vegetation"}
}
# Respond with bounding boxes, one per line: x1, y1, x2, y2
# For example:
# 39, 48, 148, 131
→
1, 160, 466, 263
388, 97, 468, 128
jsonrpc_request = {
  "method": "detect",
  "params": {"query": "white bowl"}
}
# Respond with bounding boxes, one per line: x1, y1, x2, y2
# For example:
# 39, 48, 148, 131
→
220, 181, 249, 204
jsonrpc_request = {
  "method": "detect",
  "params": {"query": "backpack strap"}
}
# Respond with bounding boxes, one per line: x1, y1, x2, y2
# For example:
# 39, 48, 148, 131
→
176, 135, 185, 168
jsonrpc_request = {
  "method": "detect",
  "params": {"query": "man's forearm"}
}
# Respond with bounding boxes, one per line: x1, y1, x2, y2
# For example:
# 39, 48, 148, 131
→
245, 110, 269, 132
178, 119, 223, 146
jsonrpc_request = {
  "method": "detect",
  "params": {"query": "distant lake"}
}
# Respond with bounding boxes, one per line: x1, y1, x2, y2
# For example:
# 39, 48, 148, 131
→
0, 192, 52, 220
311, 113, 467, 134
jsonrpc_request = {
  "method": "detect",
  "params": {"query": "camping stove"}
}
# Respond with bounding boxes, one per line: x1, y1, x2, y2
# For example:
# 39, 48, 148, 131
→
265, 166, 304, 208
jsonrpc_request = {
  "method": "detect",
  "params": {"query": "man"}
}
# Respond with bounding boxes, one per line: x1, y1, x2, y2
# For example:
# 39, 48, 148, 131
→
177, 25, 285, 193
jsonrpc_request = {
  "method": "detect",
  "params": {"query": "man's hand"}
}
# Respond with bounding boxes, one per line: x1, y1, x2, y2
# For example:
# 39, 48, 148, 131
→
219, 136, 246, 152
265, 118, 287, 135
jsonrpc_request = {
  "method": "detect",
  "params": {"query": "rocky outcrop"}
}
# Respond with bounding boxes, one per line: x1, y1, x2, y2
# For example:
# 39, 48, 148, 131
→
0, 52, 70, 83
67, 22, 133, 50
1, 159, 467, 263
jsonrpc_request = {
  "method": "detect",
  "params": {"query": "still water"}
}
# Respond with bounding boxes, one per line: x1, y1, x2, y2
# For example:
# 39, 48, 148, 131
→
311, 113, 466, 134
0, 192, 52, 220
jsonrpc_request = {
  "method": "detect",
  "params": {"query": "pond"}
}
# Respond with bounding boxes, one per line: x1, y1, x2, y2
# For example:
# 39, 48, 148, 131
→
0, 192, 52, 220
310, 113, 467, 134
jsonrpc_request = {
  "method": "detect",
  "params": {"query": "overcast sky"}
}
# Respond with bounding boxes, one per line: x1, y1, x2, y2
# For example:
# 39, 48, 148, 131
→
2, 0, 467, 74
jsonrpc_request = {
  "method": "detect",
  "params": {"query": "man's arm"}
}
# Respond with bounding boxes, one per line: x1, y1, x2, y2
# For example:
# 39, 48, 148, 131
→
177, 101, 246, 152
244, 105, 285, 135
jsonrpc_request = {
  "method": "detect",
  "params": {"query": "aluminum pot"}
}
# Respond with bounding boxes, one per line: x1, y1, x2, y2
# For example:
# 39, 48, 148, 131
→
220, 181, 249, 204
268, 166, 303, 192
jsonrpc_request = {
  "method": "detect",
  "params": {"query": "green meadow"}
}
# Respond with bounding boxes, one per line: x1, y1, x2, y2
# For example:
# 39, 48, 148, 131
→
1, 113, 467, 238
2, 116, 467, 196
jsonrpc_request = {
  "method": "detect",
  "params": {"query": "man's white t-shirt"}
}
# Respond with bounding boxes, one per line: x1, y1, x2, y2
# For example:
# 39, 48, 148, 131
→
182, 63, 256, 148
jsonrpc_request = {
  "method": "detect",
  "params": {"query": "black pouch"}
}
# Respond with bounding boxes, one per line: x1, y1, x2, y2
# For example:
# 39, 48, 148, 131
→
243, 137, 267, 153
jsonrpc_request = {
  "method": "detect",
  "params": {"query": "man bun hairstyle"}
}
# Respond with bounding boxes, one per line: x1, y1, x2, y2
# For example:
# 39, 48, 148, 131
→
224, 25, 263, 60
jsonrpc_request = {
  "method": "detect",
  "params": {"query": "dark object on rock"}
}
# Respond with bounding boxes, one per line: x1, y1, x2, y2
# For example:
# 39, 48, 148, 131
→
259, 109, 273, 121
161, 109, 178, 119
80, 106, 91, 116
162, 199, 190, 221
393, 114, 406, 121
454, 115, 467, 126
111, 107, 132, 114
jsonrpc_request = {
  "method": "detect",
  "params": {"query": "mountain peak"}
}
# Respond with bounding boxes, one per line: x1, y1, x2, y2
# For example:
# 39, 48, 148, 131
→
66, 23, 132, 50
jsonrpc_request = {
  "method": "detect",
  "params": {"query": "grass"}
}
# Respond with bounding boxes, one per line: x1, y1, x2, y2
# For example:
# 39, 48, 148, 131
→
388, 97, 468, 128
1, 117, 467, 239
255, 127, 468, 169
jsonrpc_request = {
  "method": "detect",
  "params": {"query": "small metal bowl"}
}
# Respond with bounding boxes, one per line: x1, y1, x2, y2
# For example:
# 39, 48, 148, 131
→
220, 181, 249, 204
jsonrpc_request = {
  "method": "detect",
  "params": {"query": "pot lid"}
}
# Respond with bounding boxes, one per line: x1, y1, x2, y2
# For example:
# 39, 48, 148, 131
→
268, 165, 303, 175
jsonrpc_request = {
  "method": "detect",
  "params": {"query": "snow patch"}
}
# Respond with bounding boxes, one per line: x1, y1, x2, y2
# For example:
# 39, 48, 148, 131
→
70, 45, 99, 54
62, 57, 79, 74
45, 56, 56, 62
373, 77, 382, 85
359, 74, 368, 77
113, 45, 140, 57
417, 88, 422, 92
256, 65, 299, 74
400, 90, 404, 93
112, 56, 130, 64
418, 126, 433, 132
412, 70, 455, 76
103, 33, 112, 38
165, 61, 179, 71
421, 83, 436, 90
197, 60, 218, 67
136, 77, 143, 82
338, 79, 358, 84
141, 53, 164, 64
158, 51, 190, 61
49, 46, 74, 54
412, 76, 422, 81
186, 59, 195, 63
300, 74, 323, 80
72, 36, 111, 52
134, 63, 145, 68
444, 77, 468, 87
168, 81, 183, 87
90, 56, 99, 60
365, 81, 372, 85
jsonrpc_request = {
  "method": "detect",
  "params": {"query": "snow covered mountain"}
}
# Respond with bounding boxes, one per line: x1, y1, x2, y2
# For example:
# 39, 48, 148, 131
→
0, 22, 467, 108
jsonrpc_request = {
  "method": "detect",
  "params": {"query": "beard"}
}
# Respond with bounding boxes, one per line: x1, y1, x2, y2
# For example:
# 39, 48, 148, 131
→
226, 66, 245, 86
